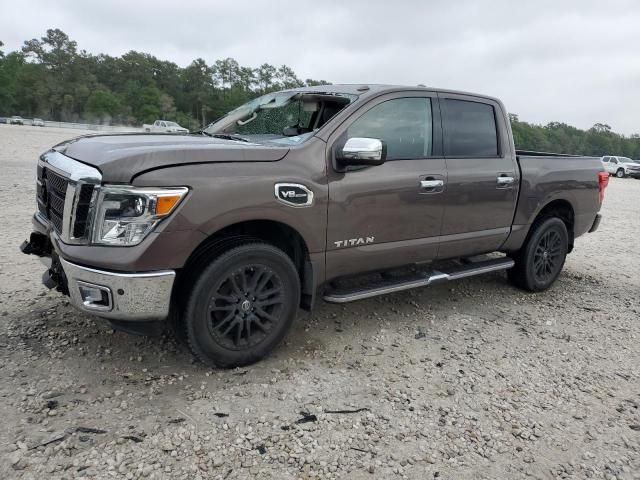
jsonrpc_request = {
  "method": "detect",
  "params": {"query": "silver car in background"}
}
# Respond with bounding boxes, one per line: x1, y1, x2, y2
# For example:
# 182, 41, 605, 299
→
601, 155, 640, 178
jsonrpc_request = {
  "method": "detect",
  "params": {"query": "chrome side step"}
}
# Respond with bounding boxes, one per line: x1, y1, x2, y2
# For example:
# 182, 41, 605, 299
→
323, 257, 514, 304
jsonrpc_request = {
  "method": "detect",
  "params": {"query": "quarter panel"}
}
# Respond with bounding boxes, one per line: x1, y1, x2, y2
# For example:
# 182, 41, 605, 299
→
508, 155, 602, 245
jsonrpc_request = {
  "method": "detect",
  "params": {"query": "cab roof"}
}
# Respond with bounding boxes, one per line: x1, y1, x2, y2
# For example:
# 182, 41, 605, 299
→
285, 84, 501, 104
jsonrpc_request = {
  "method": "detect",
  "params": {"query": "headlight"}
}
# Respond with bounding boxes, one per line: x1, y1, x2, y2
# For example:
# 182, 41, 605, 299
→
92, 186, 188, 246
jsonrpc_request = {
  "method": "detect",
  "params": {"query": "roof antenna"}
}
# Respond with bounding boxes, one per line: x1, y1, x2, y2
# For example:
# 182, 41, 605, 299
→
417, 84, 426, 87
356, 85, 370, 92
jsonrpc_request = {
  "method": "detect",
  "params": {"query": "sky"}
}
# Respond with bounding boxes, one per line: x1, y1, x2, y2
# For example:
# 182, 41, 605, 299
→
2, 0, 640, 134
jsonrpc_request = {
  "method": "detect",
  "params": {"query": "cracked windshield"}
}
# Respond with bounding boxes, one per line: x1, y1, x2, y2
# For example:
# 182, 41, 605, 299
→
205, 92, 353, 144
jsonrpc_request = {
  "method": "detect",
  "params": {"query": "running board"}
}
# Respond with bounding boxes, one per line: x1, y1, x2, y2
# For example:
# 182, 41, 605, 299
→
323, 257, 514, 304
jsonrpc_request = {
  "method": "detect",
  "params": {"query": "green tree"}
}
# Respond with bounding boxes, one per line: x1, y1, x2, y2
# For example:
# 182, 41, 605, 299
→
85, 88, 121, 121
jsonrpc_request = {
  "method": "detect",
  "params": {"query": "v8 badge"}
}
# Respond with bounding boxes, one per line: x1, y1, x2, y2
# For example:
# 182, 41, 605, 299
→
274, 183, 314, 207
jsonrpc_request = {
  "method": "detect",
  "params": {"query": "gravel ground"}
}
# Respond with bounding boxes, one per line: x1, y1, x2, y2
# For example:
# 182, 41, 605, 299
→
0, 124, 638, 480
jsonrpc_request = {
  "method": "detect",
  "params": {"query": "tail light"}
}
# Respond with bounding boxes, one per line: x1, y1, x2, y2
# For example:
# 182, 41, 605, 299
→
598, 171, 609, 203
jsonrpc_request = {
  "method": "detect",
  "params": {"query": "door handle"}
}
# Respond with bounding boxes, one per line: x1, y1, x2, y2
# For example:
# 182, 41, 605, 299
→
497, 176, 515, 185
420, 179, 444, 188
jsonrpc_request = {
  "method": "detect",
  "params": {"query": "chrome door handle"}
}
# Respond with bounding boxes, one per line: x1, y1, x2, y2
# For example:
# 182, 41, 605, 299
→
420, 179, 444, 188
497, 176, 514, 185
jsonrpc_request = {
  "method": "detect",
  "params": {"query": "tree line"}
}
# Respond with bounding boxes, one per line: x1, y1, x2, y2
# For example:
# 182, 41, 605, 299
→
510, 115, 640, 159
0, 29, 638, 158
0, 29, 329, 129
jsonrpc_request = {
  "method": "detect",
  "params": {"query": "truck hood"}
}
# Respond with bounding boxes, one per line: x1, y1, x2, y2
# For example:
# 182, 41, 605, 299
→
53, 133, 290, 183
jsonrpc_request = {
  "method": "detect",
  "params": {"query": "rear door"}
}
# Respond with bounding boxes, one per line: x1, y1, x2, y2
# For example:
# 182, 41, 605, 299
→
437, 94, 519, 259
325, 92, 446, 279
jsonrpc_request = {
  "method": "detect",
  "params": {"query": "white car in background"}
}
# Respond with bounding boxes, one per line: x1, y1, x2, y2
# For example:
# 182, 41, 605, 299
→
143, 120, 189, 133
601, 156, 640, 178
32, 118, 45, 127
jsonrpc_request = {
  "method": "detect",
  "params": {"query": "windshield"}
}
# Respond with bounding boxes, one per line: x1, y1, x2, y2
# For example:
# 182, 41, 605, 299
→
203, 91, 355, 145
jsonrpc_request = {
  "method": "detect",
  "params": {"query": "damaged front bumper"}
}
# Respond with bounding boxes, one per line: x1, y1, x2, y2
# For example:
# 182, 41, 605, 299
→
21, 230, 175, 321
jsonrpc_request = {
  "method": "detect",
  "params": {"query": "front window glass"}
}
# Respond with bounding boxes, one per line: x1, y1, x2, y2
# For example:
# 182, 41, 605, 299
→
347, 97, 433, 160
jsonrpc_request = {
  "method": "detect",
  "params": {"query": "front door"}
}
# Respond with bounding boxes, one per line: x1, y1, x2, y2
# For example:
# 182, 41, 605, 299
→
437, 93, 520, 259
609, 157, 619, 174
325, 93, 447, 280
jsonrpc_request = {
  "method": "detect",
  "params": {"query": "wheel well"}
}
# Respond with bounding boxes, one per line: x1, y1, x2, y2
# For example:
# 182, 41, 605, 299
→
534, 200, 575, 252
175, 220, 314, 311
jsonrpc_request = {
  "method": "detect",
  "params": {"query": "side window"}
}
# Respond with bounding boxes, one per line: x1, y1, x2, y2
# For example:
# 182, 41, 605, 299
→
602, 157, 610, 163
347, 97, 433, 160
611, 158, 618, 164
160, 122, 166, 127
443, 99, 499, 157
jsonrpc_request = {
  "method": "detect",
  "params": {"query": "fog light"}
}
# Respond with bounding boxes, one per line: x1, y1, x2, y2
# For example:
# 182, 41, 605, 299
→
78, 281, 112, 311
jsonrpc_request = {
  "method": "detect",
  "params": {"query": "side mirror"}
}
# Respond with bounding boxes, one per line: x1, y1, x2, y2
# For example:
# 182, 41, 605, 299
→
337, 137, 386, 166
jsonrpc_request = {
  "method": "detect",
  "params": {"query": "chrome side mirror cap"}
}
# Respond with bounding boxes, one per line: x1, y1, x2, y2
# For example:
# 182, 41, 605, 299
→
338, 137, 386, 166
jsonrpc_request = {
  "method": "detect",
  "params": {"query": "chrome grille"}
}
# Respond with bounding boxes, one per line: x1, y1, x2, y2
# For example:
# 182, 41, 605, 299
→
39, 168, 69, 235
36, 150, 102, 244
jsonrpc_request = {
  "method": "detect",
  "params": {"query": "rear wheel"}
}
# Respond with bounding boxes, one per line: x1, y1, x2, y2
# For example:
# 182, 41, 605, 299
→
184, 242, 300, 367
508, 217, 568, 292
616, 168, 625, 178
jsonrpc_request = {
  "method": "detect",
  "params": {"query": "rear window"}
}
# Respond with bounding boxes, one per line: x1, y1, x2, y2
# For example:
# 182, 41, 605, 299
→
443, 99, 499, 157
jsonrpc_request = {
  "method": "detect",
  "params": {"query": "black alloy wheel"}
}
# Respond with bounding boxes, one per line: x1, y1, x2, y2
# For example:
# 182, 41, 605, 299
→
184, 242, 300, 367
532, 229, 564, 284
508, 217, 568, 292
208, 264, 285, 350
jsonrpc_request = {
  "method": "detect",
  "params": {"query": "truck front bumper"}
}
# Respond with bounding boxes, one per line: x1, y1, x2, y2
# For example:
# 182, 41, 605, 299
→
60, 257, 175, 321
21, 228, 175, 322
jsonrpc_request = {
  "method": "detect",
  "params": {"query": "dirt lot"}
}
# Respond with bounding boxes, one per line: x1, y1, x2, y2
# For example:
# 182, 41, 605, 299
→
0, 124, 638, 480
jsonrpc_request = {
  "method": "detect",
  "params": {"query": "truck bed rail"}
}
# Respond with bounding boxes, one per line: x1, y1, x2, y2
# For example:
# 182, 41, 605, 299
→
515, 150, 588, 158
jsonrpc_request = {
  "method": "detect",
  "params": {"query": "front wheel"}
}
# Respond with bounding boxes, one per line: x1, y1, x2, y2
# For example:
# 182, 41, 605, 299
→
508, 217, 568, 292
183, 242, 300, 368
616, 168, 625, 178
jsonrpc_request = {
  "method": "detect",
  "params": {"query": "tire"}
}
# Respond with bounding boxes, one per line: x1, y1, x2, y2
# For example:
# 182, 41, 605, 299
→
184, 242, 300, 368
616, 168, 625, 178
508, 217, 569, 292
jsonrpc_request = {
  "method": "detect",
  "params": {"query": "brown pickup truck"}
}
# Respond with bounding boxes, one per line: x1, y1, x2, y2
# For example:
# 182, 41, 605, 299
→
21, 84, 608, 367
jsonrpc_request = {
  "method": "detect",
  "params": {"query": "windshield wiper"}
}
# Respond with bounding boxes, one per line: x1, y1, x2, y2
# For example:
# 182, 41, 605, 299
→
194, 130, 249, 142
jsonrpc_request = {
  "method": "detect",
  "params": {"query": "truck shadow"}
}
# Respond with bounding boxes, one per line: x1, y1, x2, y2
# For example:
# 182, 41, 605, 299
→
12, 268, 597, 382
